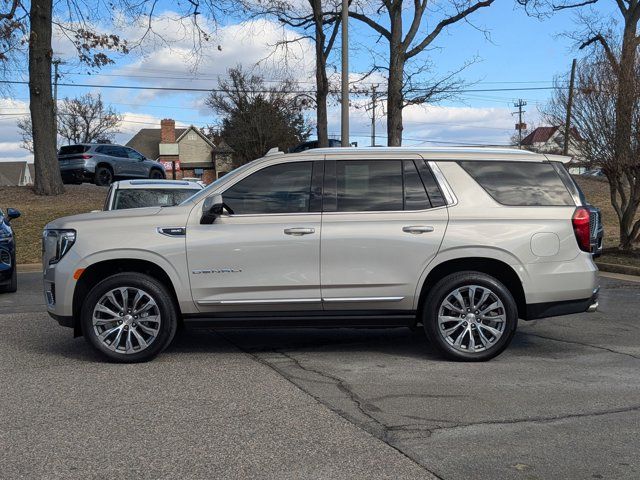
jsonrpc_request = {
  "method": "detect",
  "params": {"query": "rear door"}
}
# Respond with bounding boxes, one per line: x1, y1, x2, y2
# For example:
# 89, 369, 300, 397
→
320, 156, 448, 312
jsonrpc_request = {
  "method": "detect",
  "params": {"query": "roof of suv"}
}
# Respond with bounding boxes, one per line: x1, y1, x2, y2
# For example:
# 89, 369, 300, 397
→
113, 180, 204, 190
277, 146, 569, 163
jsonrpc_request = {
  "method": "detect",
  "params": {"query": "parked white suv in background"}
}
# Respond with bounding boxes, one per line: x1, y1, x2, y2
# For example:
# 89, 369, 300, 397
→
43, 147, 600, 363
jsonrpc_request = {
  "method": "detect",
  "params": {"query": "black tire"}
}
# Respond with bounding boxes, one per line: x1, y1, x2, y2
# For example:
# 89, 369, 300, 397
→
149, 169, 164, 179
0, 266, 17, 293
94, 166, 113, 186
81, 273, 178, 363
422, 271, 518, 362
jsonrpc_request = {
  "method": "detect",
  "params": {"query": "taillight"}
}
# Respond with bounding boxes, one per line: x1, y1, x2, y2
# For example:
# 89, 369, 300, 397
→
572, 207, 591, 252
81, 154, 93, 159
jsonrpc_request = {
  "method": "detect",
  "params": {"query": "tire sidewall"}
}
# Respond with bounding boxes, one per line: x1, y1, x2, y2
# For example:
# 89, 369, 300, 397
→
423, 272, 518, 362
81, 273, 177, 363
150, 169, 164, 179
94, 167, 113, 186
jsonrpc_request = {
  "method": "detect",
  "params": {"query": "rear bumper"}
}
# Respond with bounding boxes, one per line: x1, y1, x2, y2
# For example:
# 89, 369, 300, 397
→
60, 168, 93, 183
524, 287, 599, 320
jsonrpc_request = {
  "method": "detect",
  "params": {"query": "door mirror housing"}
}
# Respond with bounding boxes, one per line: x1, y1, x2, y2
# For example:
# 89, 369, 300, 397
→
200, 195, 225, 224
6, 208, 20, 221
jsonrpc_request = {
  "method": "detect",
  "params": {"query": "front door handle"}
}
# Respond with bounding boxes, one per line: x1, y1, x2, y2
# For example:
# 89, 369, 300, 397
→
284, 227, 315, 236
402, 225, 434, 234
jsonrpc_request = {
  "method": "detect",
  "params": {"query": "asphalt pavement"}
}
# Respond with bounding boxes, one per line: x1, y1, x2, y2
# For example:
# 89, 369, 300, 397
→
1, 271, 639, 479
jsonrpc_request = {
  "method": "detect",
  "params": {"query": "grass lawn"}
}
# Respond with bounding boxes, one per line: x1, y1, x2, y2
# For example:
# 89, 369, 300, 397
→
0, 184, 107, 264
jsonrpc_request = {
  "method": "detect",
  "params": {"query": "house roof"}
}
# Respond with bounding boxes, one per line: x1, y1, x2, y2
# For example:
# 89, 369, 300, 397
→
176, 125, 217, 149
0, 161, 28, 186
126, 128, 188, 159
521, 126, 582, 146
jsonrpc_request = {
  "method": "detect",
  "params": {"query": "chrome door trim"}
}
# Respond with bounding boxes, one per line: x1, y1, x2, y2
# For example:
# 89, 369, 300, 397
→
427, 160, 458, 206
402, 225, 434, 234
197, 298, 321, 305
322, 296, 405, 303
284, 227, 315, 236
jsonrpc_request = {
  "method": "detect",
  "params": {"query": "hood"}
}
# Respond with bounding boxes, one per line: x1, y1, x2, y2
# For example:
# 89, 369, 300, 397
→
45, 206, 168, 230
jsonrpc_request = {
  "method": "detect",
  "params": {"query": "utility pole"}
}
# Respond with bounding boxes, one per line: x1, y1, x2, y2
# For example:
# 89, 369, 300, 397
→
513, 99, 527, 149
563, 58, 577, 156
52, 59, 63, 148
340, 0, 349, 147
370, 85, 377, 147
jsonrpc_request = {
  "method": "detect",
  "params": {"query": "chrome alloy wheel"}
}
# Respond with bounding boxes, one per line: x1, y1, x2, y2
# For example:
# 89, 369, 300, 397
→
437, 285, 506, 353
92, 287, 162, 354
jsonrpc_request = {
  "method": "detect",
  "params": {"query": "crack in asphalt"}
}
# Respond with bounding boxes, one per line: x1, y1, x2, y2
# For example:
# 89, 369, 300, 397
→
215, 331, 444, 480
522, 332, 640, 360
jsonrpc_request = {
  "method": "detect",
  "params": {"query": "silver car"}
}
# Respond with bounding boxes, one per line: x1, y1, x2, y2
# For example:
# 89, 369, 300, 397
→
43, 147, 601, 363
58, 144, 166, 186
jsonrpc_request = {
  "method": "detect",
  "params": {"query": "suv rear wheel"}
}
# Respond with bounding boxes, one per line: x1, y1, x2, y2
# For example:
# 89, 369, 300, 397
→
149, 169, 164, 179
423, 271, 517, 361
94, 166, 113, 186
81, 273, 177, 363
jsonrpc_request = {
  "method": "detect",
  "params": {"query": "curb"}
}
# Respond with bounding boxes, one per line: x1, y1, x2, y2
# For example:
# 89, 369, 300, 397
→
17, 263, 42, 273
596, 261, 640, 278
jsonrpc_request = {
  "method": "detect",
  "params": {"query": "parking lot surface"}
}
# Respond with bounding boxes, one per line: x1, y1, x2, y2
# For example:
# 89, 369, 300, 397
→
1, 272, 639, 479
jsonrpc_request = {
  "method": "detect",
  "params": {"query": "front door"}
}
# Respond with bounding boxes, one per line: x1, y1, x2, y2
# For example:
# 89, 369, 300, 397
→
320, 156, 448, 312
186, 159, 323, 313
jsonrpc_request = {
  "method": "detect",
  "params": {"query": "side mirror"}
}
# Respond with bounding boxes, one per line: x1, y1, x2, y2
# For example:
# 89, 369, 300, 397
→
200, 195, 225, 224
6, 208, 20, 221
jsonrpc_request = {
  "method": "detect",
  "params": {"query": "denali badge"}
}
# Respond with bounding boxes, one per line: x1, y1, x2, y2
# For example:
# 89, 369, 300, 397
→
192, 268, 243, 274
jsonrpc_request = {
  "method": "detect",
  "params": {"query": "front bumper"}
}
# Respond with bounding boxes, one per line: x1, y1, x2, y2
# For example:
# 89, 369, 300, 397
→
524, 287, 599, 320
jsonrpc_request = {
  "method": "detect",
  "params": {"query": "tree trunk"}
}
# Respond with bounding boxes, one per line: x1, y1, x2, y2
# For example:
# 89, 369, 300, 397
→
613, 22, 638, 249
386, 9, 404, 146
29, 0, 64, 195
313, 6, 329, 148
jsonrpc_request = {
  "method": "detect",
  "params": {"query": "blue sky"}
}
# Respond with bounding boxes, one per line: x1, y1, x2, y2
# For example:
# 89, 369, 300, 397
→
0, 0, 616, 162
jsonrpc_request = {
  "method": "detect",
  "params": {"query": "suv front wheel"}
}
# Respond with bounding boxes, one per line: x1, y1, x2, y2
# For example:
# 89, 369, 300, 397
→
81, 273, 178, 362
423, 271, 518, 361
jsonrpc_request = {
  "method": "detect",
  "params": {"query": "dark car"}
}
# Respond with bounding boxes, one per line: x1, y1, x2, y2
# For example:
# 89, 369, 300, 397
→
0, 207, 20, 293
288, 138, 342, 153
58, 144, 166, 186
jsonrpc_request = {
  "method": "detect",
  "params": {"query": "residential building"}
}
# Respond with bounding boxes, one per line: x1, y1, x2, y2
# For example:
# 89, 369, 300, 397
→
0, 161, 33, 186
521, 126, 587, 173
126, 119, 235, 184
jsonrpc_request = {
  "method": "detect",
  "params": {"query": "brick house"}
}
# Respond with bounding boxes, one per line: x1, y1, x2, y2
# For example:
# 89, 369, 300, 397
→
126, 119, 235, 184
521, 126, 588, 173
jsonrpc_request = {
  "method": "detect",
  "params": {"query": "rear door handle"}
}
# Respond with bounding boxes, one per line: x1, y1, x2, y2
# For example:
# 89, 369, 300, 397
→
284, 227, 316, 236
403, 225, 434, 234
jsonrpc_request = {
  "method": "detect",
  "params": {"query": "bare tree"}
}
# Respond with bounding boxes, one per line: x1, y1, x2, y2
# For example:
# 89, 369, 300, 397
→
2, 0, 236, 195
206, 67, 311, 163
544, 55, 640, 248
349, 0, 494, 145
519, 0, 640, 249
17, 93, 122, 150
243, 0, 341, 147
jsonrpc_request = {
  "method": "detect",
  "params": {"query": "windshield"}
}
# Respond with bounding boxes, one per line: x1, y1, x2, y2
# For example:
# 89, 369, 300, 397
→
114, 188, 201, 210
179, 160, 259, 205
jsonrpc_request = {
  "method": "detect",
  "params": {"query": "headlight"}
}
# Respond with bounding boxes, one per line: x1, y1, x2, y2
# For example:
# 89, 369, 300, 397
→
43, 229, 76, 265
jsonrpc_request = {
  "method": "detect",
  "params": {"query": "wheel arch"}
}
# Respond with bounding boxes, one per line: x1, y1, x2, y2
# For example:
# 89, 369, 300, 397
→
72, 258, 181, 336
95, 162, 114, 173
416, 257, 527, 319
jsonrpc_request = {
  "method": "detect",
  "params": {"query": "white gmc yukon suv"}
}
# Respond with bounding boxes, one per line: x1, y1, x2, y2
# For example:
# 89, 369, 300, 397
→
43, 147, 601, 362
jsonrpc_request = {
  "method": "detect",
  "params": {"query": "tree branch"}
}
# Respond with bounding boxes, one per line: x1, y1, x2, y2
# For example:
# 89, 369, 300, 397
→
552, 0, 599, 11
579, 34, 619, 69
405, 0, 494, 59
0, 0, 19, 20
348, 11, 391, 40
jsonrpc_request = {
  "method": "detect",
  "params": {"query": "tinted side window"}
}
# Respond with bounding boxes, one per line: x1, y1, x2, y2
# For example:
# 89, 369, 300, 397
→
403, 160, 431, 210
223, 162, 313, 214
59, 145, 89, 155
459, 161, 575, 206
336, 160, 403, 212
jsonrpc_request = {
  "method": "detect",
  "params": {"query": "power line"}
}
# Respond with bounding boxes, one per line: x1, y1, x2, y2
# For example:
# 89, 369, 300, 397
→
0, 79, 566, 95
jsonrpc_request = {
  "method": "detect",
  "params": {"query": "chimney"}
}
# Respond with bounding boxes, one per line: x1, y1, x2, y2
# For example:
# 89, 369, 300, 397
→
161, 119, 176, 143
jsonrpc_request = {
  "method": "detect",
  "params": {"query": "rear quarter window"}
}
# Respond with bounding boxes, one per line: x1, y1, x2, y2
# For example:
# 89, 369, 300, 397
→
459, 161, 575, 206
